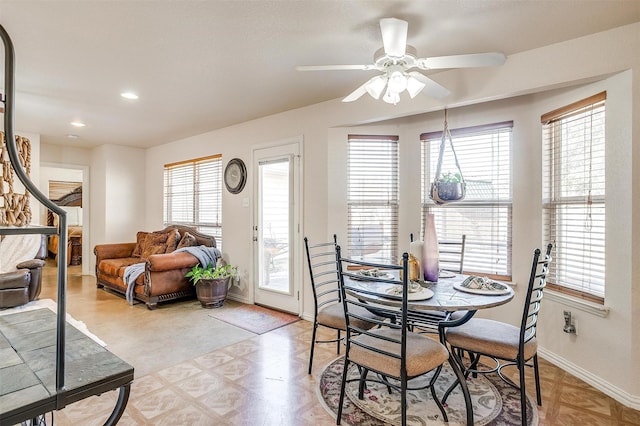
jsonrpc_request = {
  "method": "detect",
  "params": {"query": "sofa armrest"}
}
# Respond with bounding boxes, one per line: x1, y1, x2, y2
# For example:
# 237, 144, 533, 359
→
94, 243, 136, 261
146, 251, 199, 272
16, 259, 46, 270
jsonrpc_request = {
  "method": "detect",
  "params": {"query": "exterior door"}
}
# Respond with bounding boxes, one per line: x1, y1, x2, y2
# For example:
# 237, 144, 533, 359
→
253, 141, 301, 314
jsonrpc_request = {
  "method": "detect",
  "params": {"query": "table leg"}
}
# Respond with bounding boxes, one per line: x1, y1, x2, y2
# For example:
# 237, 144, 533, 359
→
438, 310, 477, 426
103, 384, 131, 426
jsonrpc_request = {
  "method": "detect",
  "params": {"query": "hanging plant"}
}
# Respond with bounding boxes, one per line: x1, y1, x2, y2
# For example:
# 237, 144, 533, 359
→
429, 109, 466, 205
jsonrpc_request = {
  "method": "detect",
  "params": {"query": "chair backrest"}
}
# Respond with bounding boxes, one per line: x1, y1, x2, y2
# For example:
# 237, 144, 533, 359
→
438, 234, 466, 273
337, 247, 410, 375
520, 243, 553, 349
304, 235, 340, 316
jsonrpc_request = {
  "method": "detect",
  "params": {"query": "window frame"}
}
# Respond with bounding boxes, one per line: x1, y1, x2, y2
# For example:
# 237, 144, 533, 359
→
347, 134, 399, 263
420, 121, 514, 280
163, 154, 223, 248
541, 92, 606, 304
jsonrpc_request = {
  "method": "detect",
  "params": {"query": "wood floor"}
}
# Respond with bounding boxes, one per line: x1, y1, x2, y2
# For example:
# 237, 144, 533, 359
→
29, 262, 640, 425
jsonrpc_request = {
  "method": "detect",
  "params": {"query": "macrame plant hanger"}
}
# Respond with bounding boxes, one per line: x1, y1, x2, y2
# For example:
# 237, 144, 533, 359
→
430, 108, 466, 205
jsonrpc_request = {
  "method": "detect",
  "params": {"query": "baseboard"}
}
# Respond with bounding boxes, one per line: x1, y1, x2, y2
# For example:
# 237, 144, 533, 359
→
226, 294, 250, 304
300, 311, 314, 322
538, 347, 640, 410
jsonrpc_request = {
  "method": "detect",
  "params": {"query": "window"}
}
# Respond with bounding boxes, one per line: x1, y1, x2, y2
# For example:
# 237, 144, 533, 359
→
347, 135, 399, 262
164, 155, 223, 249
421, 122, 513, 279
542, 92, 606, 303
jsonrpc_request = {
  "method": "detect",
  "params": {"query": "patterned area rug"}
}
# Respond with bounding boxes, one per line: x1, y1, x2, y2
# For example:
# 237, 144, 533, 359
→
318, 357, 538, 426
207, 300, 299, 334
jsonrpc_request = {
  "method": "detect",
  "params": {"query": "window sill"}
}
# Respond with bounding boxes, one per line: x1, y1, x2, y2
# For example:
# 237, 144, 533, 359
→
546, 289, 610, 317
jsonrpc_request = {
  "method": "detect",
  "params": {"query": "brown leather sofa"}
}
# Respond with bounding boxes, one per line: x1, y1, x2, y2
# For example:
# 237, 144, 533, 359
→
94, 225, 216, 309
0, 235, 47, 308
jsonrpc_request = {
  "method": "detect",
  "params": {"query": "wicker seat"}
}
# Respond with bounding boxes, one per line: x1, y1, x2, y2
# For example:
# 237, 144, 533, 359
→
444, 243, 553, 426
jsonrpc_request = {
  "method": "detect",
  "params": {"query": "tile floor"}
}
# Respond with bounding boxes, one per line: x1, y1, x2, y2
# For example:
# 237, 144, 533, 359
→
33, 263, 640, 425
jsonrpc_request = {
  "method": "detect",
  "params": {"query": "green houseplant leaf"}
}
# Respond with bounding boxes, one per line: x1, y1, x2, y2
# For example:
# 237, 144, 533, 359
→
185, 263, 238, 285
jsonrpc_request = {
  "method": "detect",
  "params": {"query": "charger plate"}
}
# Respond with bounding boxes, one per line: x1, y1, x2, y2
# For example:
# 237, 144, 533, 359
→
453, 276, 510, 295
382, 286, 434, 301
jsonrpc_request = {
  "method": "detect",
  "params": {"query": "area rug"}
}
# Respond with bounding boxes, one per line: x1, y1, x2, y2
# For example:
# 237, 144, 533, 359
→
207, 300, 300, 334
318, 356, 538, 426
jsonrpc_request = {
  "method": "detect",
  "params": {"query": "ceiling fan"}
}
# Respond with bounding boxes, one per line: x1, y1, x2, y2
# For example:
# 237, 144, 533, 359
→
296, 18, 506, 104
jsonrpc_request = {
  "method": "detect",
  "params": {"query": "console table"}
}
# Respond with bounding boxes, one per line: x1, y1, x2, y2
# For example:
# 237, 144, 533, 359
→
0, 309, 134, 424
0, 23, 134, 425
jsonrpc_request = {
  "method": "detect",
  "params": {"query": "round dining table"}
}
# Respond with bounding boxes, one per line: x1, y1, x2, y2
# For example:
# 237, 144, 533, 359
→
344, 272, 515, 426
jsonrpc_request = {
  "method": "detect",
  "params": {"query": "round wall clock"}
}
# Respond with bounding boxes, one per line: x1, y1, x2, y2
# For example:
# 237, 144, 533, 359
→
224, 158, 247, 194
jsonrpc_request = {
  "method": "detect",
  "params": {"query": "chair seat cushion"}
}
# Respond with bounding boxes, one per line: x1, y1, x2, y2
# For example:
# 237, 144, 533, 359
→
317, 302, 379, 331
445, 318, 538, 361
350, 329, 449, 378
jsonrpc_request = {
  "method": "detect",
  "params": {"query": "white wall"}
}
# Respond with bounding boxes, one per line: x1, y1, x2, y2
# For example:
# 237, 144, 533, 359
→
23, 21, 636, 407
141, 23, 640, 407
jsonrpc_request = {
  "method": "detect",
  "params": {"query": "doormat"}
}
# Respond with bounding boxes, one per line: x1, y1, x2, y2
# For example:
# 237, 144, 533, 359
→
207, 300, 299, 334
317, 356, 538, 426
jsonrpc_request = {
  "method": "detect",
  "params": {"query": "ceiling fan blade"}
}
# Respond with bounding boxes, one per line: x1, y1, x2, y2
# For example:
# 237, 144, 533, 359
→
418, 52, 506, 70
408, 72, 450, 99
380, 18, 407, 57
296, 64, 375, 71
342, 76, 382, 102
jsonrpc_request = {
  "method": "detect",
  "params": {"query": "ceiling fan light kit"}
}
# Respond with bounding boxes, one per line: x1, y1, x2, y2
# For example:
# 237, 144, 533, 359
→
297, 17, 506, 105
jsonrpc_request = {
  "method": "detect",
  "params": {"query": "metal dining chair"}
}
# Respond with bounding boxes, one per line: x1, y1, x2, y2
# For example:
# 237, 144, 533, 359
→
335, 248, 461, 426
304, 235, 381, 374
438, 234, 466, 273
443, 243, 553, 426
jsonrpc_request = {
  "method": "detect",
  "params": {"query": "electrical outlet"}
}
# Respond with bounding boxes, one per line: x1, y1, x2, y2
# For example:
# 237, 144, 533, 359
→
563, 311, 576, 334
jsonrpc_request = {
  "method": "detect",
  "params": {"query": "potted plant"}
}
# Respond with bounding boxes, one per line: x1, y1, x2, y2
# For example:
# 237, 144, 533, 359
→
186, 262, 238, 308
434, 171, 465, 201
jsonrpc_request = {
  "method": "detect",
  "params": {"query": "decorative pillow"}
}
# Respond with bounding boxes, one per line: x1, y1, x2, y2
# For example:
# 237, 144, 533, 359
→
132, 231, 150, 258
164, 229, 181, 253
140, 232, 171, 259
176, 231, 198, 249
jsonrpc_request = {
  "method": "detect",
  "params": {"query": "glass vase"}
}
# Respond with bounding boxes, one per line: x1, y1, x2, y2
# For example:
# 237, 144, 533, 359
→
422, 213, 439, 282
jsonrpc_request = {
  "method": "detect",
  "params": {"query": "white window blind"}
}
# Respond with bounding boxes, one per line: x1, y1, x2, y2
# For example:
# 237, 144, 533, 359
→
164, 155, 223, 249
421, 122, 513, 278
347, 135, 399, 262
542, 92, 606, 303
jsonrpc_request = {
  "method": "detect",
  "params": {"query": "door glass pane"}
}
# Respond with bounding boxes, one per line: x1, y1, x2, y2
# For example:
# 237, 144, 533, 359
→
259, 158, 290, 293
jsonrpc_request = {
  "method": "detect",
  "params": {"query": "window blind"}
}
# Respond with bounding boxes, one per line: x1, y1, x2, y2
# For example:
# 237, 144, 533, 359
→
164, 155, 223, 249
421, 122, 513, 278
347, 135, 399, 262
542, 92, 606, 302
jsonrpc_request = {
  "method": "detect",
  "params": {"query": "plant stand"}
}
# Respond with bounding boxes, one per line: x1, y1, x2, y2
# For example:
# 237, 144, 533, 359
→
196, 278, 230, 308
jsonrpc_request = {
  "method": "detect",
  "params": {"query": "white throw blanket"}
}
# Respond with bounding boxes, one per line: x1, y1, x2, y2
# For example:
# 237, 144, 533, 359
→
123, 245, 222, 305
0, 234, 41, 273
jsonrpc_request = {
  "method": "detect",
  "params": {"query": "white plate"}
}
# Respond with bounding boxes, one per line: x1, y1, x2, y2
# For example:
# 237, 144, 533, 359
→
351, 270, 394, 280
453, 277, 511, 295
383, 286, 434, 301
439, 270, 457, 279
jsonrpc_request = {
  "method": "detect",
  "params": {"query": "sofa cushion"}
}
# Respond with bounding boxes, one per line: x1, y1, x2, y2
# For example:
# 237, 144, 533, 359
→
177, 231, 198, 249
99, 257, 141, 277
141, 232, 172, 259
132, 231, 150, 258
165, 229, 181, 253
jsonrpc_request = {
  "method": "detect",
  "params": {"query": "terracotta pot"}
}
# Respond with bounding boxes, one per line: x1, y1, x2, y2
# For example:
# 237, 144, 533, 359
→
195, 277, 230, 308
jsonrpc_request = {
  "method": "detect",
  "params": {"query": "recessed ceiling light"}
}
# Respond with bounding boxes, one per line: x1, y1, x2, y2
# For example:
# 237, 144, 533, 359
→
70, 121, 86, 127
67, 134, 79, 139
121, 92, 139, 100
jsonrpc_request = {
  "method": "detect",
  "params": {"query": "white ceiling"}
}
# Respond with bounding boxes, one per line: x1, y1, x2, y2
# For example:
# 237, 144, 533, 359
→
1, 1, 639, 149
